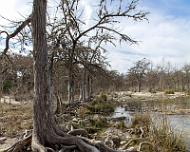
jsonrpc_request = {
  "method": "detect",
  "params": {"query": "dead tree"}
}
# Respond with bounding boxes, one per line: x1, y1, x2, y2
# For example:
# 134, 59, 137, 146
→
47, 0, 148, 103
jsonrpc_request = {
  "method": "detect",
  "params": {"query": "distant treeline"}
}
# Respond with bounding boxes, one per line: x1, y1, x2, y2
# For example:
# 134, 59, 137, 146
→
1, 55, 189, 103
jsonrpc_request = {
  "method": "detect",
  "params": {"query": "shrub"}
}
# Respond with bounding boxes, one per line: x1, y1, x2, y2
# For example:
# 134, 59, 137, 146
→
3, 80, 13, 93
87, 101, 114, 113
88, 93, 114, 113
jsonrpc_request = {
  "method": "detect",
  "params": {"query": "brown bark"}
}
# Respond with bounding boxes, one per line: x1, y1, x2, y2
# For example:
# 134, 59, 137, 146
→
29, 0, 145, 151
68, 72, 75, 103
32, 0, 58, 147
31, 1, 101, 151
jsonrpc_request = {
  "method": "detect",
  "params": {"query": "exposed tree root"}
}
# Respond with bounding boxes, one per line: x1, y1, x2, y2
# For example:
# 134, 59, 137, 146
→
137, 141, 154, 151
120, 138, 149, 150
32, 134, 46, 152
3, 128, 149, 152
68, 129, 89, 137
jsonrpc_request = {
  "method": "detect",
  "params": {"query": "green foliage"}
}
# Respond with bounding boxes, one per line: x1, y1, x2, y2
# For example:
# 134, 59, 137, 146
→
87, 92, 114, 113
165, 90, 175, 94
3, 80, 13, 93
87, 101, 114, 113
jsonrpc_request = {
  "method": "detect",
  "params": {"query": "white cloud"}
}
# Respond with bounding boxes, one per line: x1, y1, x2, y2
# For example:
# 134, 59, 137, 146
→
0, 0, 31, 20
1, 1, 190, 73
106, 7, 190, 72
80, 0, 93, 28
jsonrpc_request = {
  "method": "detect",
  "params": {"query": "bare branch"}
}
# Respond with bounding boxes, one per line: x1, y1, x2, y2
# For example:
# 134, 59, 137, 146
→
0, 16, 31, 56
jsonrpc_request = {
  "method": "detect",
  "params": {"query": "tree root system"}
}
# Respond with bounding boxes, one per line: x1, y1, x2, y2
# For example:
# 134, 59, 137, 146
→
2, 128, 153, 152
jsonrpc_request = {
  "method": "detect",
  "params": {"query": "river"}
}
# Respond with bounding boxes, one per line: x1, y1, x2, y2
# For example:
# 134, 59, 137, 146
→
113, 97, 190, 151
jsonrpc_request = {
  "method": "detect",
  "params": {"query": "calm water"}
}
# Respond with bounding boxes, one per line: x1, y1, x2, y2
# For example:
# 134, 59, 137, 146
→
149, 112, 190, 150
114, 97, 190, 151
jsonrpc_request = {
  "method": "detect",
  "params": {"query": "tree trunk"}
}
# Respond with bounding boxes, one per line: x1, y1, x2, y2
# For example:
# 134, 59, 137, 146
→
138, 80, 141, 92
80, 68, 92, 102
87, 74, 93, 100
68, 72, 75, 103
31, 2, 101, 151
32, 0, 57, 146
88, 75, 93, 98
79, 68, 86, 102
55, 91, 62, 114
30, 0, 142, 151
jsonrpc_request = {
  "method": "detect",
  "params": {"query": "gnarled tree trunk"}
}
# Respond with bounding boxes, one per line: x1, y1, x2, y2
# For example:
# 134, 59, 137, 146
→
32, 0, 59, 148
30, 0, 144, 152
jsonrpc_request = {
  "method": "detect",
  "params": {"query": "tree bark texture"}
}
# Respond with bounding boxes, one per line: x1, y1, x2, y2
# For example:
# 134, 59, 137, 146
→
32, 0, 57, 146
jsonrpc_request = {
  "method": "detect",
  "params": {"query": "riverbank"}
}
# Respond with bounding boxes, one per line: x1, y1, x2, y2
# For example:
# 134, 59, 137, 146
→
0, 92, 189, 151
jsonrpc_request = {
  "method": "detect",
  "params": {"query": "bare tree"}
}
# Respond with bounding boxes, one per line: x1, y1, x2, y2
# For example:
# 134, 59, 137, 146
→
183, 64, 190, 91
128, 58, 150, 92
1, 0, 148, 151
47, 0, 148, 103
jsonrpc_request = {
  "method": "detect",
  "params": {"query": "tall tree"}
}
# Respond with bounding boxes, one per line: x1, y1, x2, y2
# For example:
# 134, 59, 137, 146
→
1, 0, 148, 151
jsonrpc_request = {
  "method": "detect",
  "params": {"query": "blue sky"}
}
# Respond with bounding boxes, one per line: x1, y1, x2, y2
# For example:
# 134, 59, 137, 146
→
144, 0, 190, 18
106, 0, 190, 73
0, 0, 190, 73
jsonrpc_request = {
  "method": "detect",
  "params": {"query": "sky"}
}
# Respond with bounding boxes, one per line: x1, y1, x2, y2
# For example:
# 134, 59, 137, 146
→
0, 0, 190, 73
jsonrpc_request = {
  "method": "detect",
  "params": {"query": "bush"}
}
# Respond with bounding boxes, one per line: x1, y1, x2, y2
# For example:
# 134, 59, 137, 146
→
87, 101, 115, 113
3, 80, 13, 93
165, 90, 175, 94
87, 92, 114, 113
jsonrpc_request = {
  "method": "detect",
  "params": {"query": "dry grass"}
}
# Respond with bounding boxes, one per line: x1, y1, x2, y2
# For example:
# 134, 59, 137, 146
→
132, 113, 151, 128
150, 118, 186, 152
0, 103, 32, 137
